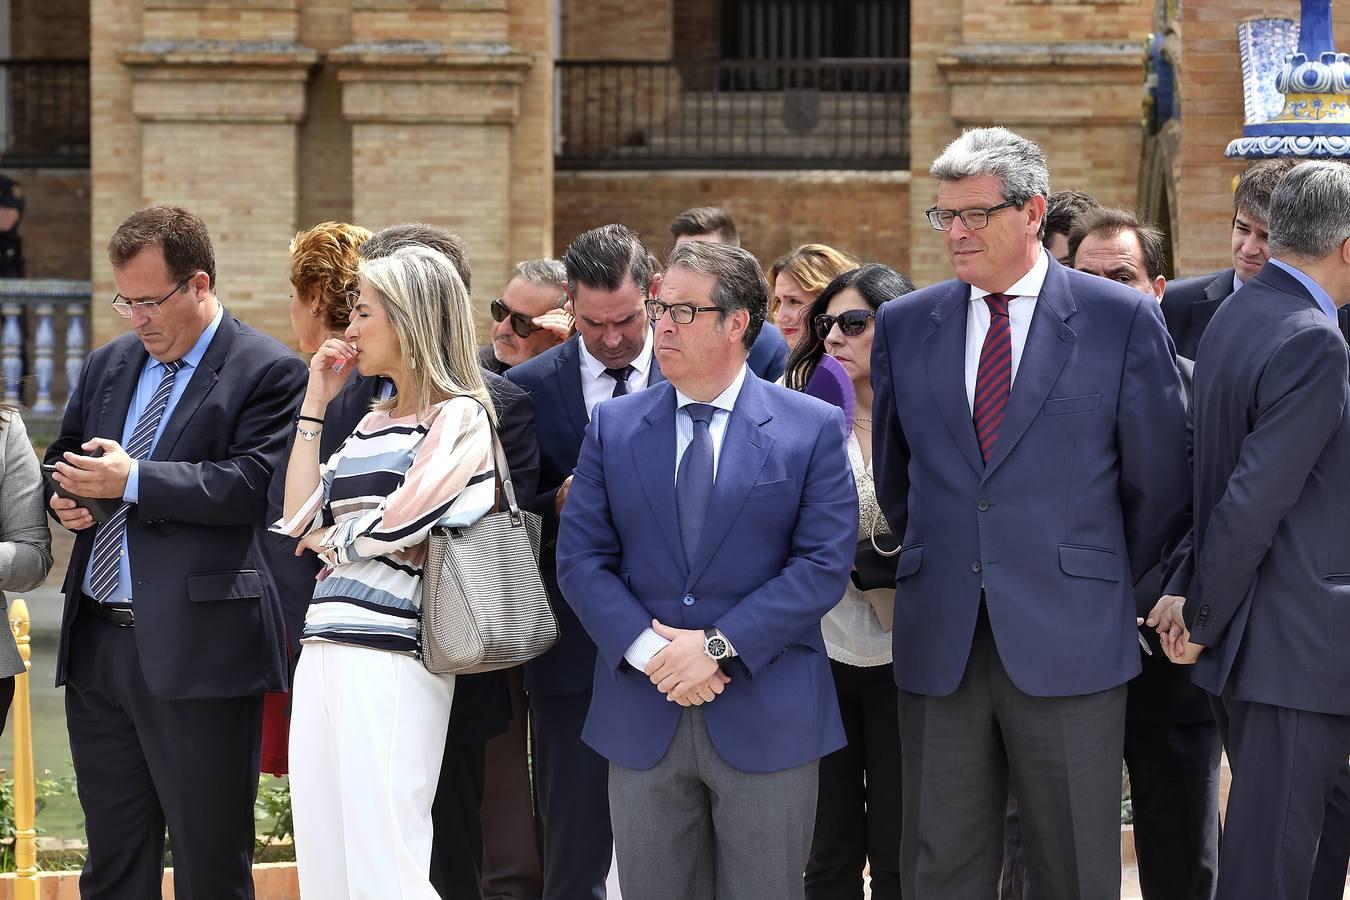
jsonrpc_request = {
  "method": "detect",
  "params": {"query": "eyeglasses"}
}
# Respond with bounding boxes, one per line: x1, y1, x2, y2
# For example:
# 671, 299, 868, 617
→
646, 299, 721, 325
925, 200, 1020, 232
490, 298, 543, 339
814, 309, 876, 340
111, 276, 195, 318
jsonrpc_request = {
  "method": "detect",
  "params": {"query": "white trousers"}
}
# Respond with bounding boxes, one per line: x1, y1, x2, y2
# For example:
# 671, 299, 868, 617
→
289, 641, 456, 900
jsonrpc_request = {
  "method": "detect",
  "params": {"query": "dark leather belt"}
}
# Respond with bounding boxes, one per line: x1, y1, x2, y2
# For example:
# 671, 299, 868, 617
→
79, 594, 134, 627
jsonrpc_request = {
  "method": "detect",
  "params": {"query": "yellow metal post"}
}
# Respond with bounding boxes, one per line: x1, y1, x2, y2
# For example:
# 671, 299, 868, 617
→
10, 598, 36, 899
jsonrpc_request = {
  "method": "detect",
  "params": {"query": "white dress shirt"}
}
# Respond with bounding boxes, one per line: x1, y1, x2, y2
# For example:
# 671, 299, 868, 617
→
576, 328, 654, 419
624, 364, 749, 670
964, 248, 1049, 412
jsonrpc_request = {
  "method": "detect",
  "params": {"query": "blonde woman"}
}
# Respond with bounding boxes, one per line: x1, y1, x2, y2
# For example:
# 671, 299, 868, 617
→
770, 243, 859, 352
273, 245, 496, 898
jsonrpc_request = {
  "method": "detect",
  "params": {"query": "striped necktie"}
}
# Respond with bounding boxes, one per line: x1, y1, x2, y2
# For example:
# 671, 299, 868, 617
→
973, 294, 1012, 464
87, 359, 183, 603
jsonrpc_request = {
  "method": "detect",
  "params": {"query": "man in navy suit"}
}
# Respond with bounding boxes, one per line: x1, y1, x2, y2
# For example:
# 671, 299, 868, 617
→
1152, 160, 1350, 900
871, 128, 1190, 899
556, 239, 856, 899
45, 206, 307, 899
506, 223, 666, 899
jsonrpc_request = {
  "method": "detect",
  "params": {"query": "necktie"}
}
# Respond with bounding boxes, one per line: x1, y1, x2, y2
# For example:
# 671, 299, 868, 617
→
676, 404, 716, 567
88, 359, 183, 603
973, 294, 1012, 464
605, 365, 633, 398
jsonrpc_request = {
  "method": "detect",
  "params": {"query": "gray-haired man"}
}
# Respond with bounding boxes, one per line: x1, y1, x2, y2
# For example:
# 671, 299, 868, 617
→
481, 258, 572, 375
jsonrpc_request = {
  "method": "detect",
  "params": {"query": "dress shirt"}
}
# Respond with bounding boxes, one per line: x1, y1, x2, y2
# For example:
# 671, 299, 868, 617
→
624, 364, 748, 670
1233, 272, 1245, 295
964, 248, 1048, 412
83, 304, 224, 602
1268, 258, 1339, 322
576, 328, 654, 419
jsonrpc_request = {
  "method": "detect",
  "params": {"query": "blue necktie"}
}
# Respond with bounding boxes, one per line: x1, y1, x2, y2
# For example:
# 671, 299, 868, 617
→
87, 359, 183, 603
605, 366, 633, 398
676, 404, 716, 567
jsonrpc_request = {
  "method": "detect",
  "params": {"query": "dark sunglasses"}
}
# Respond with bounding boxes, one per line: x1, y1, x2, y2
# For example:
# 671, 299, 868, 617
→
814, 309, 876, 340
490, 298, 543, 339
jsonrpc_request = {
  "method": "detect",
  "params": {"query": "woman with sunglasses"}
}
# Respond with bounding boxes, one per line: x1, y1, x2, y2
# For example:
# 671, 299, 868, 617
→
785, 263, 915, 900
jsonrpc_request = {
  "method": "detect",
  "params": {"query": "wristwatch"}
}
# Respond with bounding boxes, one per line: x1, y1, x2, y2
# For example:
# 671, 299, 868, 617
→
703, 627, 730, 661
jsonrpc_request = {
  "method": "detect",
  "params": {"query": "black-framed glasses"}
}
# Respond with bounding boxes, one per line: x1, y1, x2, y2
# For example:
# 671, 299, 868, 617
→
646, 299, 721, 325
490, 298, 543, 339
111, 275, 195, 318
925, 200, 1020, 232
814, 309, 876, 340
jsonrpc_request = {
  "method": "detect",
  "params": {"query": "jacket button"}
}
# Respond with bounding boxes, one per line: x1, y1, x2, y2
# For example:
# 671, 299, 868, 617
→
682, 595, 695, 606
977, 499, 990, 511
971, 561, 982, 574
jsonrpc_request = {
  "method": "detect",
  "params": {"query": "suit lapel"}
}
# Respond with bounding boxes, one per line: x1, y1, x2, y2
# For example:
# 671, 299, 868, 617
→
631, 384, 683, 569
555, 338, 590, 442
982, 268, 1077, 478
923, 283, 984, 477
687, 375, 773, 584
152, 310, 236, 461
95, 340, 147, 440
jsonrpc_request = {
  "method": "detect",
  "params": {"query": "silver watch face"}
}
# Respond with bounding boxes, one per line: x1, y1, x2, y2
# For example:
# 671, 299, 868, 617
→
706, 636, 728, 659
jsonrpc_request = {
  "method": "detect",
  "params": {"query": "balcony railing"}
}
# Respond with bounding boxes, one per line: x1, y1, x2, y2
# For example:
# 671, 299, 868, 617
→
556, 58, 909, 171
0, 60, 91, 169
0, 279, 89, 418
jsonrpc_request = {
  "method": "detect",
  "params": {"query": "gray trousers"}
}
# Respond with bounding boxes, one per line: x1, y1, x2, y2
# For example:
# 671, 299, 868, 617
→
898, 607, 1127, 900
609, 707, 818, 900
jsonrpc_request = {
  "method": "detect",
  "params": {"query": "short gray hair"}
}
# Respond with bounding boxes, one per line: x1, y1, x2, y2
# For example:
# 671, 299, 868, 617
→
510, 258, 567, 308
1267, 161, 1350, 260
666, 241, 768, 352
930, 127, 1051, 206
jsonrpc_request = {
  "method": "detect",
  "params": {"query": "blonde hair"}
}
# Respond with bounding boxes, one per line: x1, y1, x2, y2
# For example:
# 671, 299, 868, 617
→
769, 243, 859, 318
290, 222, 373, 332
357, 246, 495, 422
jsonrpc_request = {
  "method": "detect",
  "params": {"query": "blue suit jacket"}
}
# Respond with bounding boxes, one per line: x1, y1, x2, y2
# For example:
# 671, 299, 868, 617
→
555, 373, 855, 773
1174, 263, 1350, 714
748, 322, 789, 383
506, 335, 667, 695
871, 258, 1191, 698
45, 309, 307, 699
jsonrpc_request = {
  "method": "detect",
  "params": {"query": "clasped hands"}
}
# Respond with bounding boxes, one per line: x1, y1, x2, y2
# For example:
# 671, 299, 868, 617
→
1144, 594, 1204, 665
642, 620, 730, 708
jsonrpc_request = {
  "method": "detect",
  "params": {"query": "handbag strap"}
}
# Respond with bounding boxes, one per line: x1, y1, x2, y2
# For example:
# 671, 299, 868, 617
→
468, 396, 524, 526
869, 507, 901, 557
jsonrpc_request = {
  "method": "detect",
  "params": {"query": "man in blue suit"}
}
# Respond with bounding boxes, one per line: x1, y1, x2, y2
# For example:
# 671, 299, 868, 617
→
871, 127, 1190, 899
556, 239, 856, 900
506, 223, 666, 899
1152, 160, 1350, 900
45, 206, 307, 899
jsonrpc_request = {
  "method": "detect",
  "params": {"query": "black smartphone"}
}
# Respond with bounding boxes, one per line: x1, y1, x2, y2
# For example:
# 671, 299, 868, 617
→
42, 460, 118, 523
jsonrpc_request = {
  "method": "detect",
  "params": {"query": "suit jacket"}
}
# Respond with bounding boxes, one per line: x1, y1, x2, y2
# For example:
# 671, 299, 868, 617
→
261, 366, 539, 742
1173, 263, 1350, 714
0, 412, 52, 678
555, 374, 855, 772
871, 258, 1191, 698
45, 309, 307, 699
748, 322, 789, 383
1161, 268, 1232, 361
506, 334, 666, 695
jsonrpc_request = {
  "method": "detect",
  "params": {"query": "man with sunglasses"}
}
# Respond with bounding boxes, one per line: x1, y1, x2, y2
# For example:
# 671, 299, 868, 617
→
43, 206, 306, 900
506, 223, 666, 900
481, 258, 573, 375
871, 127, 1190, 899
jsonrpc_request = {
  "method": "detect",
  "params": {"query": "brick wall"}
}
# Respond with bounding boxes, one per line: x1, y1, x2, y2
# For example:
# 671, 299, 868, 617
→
9, 0, 89, 57
0, 168, 91, 279
561, 0, 672, 59
554, 169, 912, 281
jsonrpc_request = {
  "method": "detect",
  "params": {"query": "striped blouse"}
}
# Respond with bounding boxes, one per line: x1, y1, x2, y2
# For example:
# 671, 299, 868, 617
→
271, 396, 496, 654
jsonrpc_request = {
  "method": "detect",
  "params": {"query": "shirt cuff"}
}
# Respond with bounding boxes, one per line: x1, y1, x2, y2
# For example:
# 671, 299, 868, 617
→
122, 460, 139, 504
624, 628, 671, 671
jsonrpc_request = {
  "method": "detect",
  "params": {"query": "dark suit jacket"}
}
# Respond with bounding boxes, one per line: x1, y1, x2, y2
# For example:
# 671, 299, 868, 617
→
1173, 263, 1350, 714
872, 258, 1191, 697
1161, 269, 1232, 360
506, 335, 666, 695
748, 322, 789, 383
556, 374, 854, 772
46, 309, 307, 699
261, 366, 539, 742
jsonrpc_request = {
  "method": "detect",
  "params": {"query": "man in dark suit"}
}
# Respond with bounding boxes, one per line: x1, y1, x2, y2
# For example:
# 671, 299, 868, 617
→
1152, 161, 1350, 899
507, 223, 665, 899
1162, 158, 1297, 359
556, 239, 856, 899
1069, 207, 1220, 900
871, 128, 1190, 899
45, 206, 308, 899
